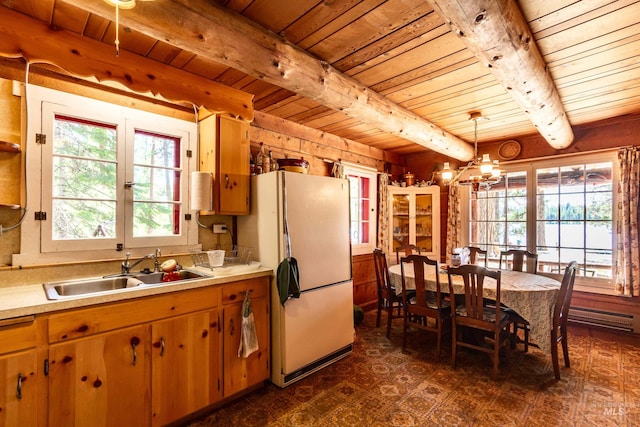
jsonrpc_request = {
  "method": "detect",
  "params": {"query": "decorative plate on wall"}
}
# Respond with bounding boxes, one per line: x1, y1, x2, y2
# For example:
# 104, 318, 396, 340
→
498, 140, 521, 160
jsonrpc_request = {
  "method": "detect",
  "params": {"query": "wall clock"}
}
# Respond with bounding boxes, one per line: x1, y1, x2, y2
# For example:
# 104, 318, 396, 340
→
498, 140, 521, 160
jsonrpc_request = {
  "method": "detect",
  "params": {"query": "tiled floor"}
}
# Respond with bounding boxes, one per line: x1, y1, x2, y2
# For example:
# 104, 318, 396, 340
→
189, 311, 640, 426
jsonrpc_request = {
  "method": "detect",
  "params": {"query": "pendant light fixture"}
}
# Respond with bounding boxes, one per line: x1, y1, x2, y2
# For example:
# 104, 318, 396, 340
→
441, 112, 503, 192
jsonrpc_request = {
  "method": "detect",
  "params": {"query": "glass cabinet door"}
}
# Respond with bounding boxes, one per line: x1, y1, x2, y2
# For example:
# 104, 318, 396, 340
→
388, 185, 440, 262
391, 194, 410, 252
415, 193, 433, 252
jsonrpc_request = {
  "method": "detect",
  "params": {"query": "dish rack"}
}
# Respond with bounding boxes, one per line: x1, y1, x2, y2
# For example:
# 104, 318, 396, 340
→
190, 245, 253, 269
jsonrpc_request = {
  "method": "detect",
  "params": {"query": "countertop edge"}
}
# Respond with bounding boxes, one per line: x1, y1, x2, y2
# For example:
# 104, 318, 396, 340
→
0, 268, 273, 320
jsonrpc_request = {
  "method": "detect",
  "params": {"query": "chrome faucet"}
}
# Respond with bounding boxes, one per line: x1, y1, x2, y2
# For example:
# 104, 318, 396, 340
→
121, 252, 154, 275
153, 248, 162, 272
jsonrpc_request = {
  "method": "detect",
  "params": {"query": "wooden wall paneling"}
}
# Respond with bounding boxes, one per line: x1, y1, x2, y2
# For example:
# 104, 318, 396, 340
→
352, 254, 377, 310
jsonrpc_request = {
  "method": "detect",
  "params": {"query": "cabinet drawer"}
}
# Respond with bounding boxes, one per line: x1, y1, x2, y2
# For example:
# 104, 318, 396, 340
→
221, 277, 269, 305
0, 316, 37, 354
48, 286, 219, 343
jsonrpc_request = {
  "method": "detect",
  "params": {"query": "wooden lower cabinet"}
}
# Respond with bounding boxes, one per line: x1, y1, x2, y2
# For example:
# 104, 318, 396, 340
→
0, 349, 38, 427
222, 278, 270, 397
0, 316, 39, 427
151, 309, 221, 426
48, 324, 151, 427
36, 275, 269, 426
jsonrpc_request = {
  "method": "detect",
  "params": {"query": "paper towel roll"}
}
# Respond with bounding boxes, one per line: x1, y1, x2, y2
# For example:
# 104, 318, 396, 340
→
191, 171, 213, 211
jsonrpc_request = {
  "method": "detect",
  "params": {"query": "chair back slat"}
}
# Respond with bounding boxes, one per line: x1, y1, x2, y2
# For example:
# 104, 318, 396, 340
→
499, 249, 538, 273
395, 244, 422, 263
467, 246, 488, 267
400, 254, 442, 308
448, 264, 501, 324
373, 248, 392, 296
554, 261, 578, 329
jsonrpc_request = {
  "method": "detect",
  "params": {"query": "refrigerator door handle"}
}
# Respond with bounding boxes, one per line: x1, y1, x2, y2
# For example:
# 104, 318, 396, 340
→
282, 173, 292, 261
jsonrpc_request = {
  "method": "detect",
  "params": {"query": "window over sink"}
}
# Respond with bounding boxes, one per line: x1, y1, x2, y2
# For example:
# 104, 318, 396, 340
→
17, 85, 198, 264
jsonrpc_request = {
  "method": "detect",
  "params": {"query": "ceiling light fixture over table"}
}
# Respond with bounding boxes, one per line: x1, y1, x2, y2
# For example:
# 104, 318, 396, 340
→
441, 112, 504, 192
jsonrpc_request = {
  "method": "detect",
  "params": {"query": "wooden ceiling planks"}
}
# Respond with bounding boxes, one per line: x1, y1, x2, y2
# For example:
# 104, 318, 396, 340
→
2, 0, 640, 156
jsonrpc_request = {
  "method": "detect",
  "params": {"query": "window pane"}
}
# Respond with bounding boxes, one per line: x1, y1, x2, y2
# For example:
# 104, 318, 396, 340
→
52, 116, 117, 242
586, 249, 612, 277
537, 221, 558, 247
559, 193, 584, 220
53, 199, 116, 239
53, 157, 116, 199
134, 131, 180, 167
586, 221, 612, 249
560, 221, 584, 248
470, 171, 525, 253
507, 222, 526, 248
534, 161, 613, 279
538, 194, 559, 220
133, 166, 180, 202
586, 162, 613, 191
537, 167, 559, 191
133, 202, 178, 237
54, 116, 116, 160
133, 131, 181, 236
560, 165, 584, 193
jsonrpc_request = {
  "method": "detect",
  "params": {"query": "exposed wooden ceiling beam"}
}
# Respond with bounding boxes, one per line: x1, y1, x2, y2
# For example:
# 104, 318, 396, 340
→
63, 0, 475, 161
0, 6, 253, 120
427, 0, 574, 149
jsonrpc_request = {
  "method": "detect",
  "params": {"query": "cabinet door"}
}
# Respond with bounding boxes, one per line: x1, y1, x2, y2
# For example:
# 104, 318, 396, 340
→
151, 310, 221, 427
218, 116, 250, 215
0, 350, 38, 427
414, 192, 434, 252
223, 295, 269, 397
389, 186, 440, 261
390, 192, 411, 253
48, 324, 150, 427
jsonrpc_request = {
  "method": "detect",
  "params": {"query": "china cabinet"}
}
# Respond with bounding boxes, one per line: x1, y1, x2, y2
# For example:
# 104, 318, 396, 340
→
388, 185, 440, 262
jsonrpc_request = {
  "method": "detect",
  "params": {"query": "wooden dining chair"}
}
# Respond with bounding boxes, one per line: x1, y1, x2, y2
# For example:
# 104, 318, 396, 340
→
499, 249, 538, 273
373, 248, 405, 338
499, 249, 538, 350
467, 246, 488, 267
400, 254, 451, 361
395, 244, 422, 264
447, 265, 513, 378
552, 261, 578, 380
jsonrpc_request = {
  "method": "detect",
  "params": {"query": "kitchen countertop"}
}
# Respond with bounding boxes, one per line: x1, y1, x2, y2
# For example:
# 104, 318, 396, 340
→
0, 266, 272, 320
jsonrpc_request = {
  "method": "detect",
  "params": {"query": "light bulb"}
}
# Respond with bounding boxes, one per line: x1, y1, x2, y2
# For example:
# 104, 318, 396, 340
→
480, 154, 493, 175
441, 162, 453, 182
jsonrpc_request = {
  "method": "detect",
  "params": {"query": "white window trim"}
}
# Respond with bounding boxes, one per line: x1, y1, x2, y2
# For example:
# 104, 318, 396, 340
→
460, 151, 618, 293
343, 162, 377, 256
14, 85, 199, 266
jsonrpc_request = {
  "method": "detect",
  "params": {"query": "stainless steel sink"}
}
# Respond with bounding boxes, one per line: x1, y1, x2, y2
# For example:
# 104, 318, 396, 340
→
43, 270, 209, 300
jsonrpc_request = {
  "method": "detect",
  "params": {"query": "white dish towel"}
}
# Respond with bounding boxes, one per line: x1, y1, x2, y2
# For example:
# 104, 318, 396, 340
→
238, 291, 259, 358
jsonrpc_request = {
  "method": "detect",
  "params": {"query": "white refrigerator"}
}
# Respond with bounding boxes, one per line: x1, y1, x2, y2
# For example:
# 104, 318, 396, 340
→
237, 171, 354, 387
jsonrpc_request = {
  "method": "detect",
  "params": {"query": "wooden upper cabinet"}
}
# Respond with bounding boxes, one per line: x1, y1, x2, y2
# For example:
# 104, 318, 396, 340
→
198, 111, 251, 215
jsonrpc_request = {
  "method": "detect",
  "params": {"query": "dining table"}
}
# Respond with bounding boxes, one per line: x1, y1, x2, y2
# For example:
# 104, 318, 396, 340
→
388, 263, 562, 354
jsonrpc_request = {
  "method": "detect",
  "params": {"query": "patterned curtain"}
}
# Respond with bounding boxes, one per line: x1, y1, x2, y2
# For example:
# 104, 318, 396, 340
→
614, 147, 640, 297
377, 173, 389, 252
445, 184, 461, 265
